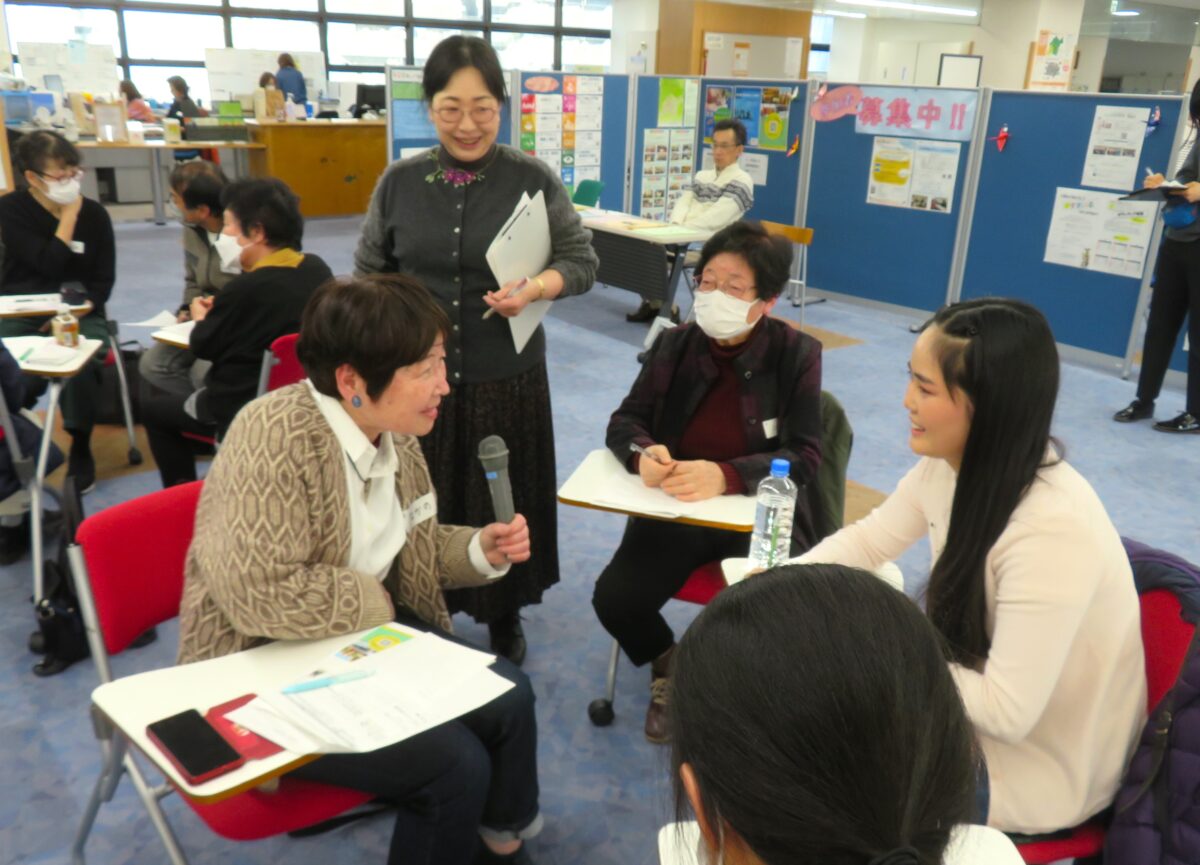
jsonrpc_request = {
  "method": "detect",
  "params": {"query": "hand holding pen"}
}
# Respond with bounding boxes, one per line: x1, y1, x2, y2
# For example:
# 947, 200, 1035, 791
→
630, 441, 676, 488
482, 275, 547, 320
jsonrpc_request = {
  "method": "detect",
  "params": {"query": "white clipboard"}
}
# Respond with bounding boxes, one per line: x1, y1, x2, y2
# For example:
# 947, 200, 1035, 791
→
485, 191, 553, 353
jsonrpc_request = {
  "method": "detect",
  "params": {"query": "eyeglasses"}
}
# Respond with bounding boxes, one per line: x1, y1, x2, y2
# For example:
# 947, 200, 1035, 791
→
433, 104, 499, 125
38, 168, 84, 182
697, 273, 756, 300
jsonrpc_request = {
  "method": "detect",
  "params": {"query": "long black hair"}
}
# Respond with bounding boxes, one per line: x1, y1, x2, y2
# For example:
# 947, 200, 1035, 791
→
671, 565, 978, 864
922, 298, 1060, 666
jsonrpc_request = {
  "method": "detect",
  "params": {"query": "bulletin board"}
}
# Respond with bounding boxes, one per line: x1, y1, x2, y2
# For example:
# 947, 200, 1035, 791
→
385, 66, 513, 164
960, 91, 1186, 364
205, 48, 326, 103
805, 83, 980, 311
698, 77, 807, 224
630, 75, 703, 220
17, 42, 120, 97
515, 71, 630, 211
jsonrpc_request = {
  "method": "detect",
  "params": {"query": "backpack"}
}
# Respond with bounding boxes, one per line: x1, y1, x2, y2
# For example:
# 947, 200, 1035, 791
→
1104, 539, 1200, 865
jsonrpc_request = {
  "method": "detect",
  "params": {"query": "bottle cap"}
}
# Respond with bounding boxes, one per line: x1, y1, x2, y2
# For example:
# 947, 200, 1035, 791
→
770, 458, 790, 478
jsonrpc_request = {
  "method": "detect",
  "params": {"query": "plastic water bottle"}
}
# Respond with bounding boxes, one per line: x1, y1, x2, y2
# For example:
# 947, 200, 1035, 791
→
748, 459, 798, 570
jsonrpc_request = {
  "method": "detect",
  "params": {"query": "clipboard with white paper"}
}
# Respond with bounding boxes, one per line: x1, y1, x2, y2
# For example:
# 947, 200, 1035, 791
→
485, 190, 553, 353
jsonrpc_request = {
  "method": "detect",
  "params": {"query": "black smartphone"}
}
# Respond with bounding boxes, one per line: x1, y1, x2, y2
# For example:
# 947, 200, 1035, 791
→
146, 709, 245, 785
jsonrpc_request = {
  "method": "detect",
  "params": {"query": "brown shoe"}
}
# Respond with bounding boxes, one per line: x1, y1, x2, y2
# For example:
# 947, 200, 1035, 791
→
626, 300, 662, 323
644, 676, 671, 743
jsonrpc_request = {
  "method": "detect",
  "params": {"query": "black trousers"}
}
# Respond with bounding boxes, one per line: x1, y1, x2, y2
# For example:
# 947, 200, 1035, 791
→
1137, 238, 1200, 414
592, 518, 752, 667
140, 388, 216, 487
291, 620, 540, 865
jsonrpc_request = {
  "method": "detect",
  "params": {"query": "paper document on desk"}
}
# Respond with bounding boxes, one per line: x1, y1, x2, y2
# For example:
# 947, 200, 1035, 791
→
21, 340, 85, 367
127, 310, 179, 328
151, 320, 196, 346
486, 191, 552, 354
633, 225, 702, 242
0, 293, 63, 315
225, 628, 513, 754
558, 449, 757, 527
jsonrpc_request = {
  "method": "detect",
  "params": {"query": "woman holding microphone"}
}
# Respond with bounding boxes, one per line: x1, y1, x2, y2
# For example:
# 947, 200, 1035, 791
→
355, 36, 597, 664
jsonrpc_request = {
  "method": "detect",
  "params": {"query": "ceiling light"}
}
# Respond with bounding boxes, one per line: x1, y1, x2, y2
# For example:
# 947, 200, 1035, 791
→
835, 0, 979, 16
819, 8, 869, 18
1112, 9, 1140, 15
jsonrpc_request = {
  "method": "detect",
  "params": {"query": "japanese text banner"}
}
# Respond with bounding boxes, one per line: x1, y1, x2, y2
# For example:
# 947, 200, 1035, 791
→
854, 87, 978, 142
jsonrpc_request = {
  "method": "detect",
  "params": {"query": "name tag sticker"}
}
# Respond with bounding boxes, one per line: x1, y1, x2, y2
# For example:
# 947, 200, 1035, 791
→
405, 492, 437, 526
68, 240, 85, 254
762, 418, 779, 439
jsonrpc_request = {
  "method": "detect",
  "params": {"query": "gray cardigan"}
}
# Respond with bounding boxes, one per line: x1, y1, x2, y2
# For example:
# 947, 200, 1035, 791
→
355, 145, 598, 384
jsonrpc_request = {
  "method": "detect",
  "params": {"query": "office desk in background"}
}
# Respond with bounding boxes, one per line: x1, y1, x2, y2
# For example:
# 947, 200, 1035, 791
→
247, 120, 387, 218
579, 209, 711, 313
77, 140, 266, 226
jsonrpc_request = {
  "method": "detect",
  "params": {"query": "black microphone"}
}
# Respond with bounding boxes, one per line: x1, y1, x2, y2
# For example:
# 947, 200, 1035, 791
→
478, 435, 515, 523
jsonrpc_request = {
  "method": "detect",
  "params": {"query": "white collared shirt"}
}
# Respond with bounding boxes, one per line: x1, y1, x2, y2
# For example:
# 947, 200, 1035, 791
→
305, 381, 508, 582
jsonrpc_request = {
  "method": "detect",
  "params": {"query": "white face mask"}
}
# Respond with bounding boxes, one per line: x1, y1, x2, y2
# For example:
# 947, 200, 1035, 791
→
693, 289, 759, 340
213, 232, 244, 274
44, 176, 81, 206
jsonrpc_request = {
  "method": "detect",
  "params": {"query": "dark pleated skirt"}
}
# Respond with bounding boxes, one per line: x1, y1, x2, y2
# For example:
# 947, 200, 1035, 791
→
420, 362, 559, 623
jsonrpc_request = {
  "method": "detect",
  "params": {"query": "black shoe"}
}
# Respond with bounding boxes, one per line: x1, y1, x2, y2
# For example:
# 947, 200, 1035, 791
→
488, 612, 527, 666
1113, 399, 1155, 423
625, 300, 662, 323
1153, 412, 1200, 434
67, 447, 95, 495
0, 523, 27, 566
668, 305, 680, 324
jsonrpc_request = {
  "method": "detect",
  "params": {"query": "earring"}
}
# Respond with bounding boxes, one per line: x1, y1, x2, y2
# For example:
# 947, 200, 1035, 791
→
351, 395, 362, 408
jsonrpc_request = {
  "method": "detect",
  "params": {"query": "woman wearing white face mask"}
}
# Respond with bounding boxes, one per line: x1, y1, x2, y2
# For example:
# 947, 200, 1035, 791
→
596, 220, 823, 744
140, 177, 332, 488
0, 130, 116, 492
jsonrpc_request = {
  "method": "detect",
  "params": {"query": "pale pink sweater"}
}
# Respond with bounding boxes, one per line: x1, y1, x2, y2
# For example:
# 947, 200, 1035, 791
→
796, 456, 1146, 832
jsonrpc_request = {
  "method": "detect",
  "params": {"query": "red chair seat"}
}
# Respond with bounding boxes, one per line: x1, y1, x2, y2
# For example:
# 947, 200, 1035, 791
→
188, 777, 374, 841
673, 561, 727, 606
1015, 820, 1106, 864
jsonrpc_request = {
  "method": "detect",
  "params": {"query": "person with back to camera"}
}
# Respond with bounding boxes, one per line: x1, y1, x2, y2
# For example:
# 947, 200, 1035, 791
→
668, 565, 1025, 865
258, 71, 277, 90
772, 298, 1145, 833
139, 161, 237, 398
119, 80, 156, 123
0, 130, 114, 493
275, 53, 307, 106
140, 178, 332, 487
1114, 78, 1200, 434
178, 273, 542, 865
355, 35, 598, 666
595, 220, 822, 744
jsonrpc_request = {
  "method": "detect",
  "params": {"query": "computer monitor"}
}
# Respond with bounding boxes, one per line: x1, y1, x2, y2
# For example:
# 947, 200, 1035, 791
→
42, 74, 64, 95
356, 84, 386, 112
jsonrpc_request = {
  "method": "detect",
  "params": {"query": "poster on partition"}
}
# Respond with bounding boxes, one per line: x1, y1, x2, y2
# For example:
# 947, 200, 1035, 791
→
640, 128, 671, 219
522, 75, 604, 195
1043, 187, 1156, 278
704, 85, 733, 143
854, 87, 977, 142
1081, 105, 1149, 192
733, 87, 762, 147
667, 129, 696, 215
658, 78, 699, 128
1028, 30, 1076, 90
759, 87, 792, 152
867, 137, 960, 213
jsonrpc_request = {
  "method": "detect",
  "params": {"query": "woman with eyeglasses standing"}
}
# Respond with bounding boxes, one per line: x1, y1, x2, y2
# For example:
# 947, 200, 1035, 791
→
0, 130, 115, 492
355, 36, 598, 666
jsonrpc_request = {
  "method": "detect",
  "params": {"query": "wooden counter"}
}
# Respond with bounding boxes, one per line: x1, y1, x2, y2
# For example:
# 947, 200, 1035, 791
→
247, 120, 387, 218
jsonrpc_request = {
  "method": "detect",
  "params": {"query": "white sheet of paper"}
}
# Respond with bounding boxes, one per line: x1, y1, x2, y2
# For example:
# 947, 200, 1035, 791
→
127, 310, 179, 328
151, 319, 196, 347
558, 449, 757, 527
0, 294, 64, 315
485, 191, 553, 354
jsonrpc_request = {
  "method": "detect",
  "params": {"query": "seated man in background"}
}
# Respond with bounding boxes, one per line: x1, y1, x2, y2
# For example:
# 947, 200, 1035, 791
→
141, 178, 333, 487
627, 119, 755, 323
595, 220, 821, 744
139, 161, 238, 398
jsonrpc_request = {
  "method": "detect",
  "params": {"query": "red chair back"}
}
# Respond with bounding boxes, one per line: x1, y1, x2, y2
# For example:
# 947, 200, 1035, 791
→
674, 561, 726, 606
76, 481, 204, 655
1140, 588, 1195, 713
266, 333, 304, 392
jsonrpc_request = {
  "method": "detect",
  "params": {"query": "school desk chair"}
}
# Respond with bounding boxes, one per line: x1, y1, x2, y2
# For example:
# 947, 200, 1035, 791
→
759, 220, 818, 328
68, 481, 374, 864
572, 179, 605, 207
255, 332, 304, 397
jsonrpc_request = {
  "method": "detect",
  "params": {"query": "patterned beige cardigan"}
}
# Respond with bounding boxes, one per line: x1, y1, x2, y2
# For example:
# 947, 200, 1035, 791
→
177, 383, 492, 664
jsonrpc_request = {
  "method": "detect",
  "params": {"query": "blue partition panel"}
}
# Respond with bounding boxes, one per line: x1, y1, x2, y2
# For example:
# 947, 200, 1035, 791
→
631, 75, 703, 216
696, 78, 807, 224
806, 83, 978, 311
516, 71, 630, 211
961, 91, 1184, 360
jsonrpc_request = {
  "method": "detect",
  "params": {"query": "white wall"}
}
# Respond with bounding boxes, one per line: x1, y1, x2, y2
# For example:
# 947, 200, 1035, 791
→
610, 0, 658, 73
1101, 38, 1191, 94
0, 1, 10, 75
827, 16, 866, 83
1072, 35, 1107, 92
